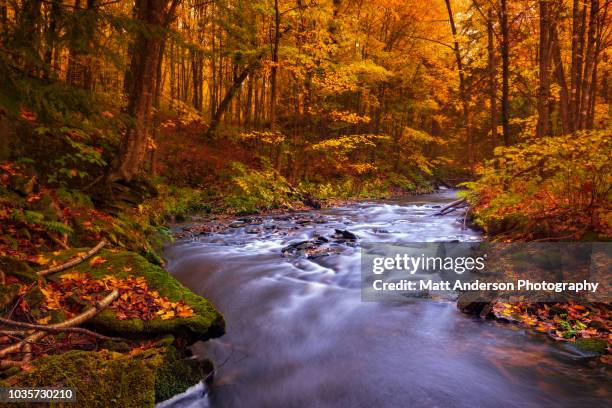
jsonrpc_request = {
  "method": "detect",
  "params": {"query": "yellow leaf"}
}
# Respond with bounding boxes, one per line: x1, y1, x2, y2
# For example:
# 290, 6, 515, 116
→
160, 311, 175, 320
89, 256, 107, 266
37, 316, 51, 325
60, 272, 88, 281
35, 254, 50, 265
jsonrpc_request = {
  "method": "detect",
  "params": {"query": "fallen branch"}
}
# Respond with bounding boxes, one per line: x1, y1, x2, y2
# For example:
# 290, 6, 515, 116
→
0, 359, 27, 369
0, 317, 123, 342
0, 289, 119, 358
36, 239, 107, 277
433, 198, 467, 216
22, 343, 32, 364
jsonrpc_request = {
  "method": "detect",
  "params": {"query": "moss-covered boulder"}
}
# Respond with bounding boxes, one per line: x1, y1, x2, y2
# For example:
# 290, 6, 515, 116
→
0, 346, 204, 407
45, 249, 224, 344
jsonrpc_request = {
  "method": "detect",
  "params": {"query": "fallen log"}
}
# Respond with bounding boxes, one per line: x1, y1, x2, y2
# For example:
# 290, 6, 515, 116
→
433, 198, 467, 216
0, 289, 119, 358
36, 239, 107, 277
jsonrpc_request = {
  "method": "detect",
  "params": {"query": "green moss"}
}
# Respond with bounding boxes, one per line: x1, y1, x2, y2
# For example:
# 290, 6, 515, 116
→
3, 346, 204, 408
47, 249, 225, 343
154, 346, 202, 402
575, 338, 608, 354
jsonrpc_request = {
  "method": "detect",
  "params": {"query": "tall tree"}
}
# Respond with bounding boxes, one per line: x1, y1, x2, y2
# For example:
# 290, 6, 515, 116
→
536, 0, 552, 137
499, 0, 510, 146
444, 0, 473, 167
110, 0, 180, 183
269, 0, 281, 130
487, 7, 498, 141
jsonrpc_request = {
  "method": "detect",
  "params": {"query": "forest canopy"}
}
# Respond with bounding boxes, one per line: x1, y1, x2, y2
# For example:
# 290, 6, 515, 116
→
0, 0, 610, 228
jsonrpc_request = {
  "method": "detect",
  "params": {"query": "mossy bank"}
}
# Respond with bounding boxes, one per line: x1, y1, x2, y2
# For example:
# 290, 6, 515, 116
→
0, 249, 225, 407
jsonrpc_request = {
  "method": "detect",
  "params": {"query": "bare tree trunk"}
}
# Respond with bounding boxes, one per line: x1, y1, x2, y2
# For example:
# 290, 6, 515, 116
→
570, 1, 587, 131
444, 0, 472, 168
44, 0, 61, 78
536, 0, 552, 137
205, 56, 265, 138
552, 26, 569, 133
22, 0, 42, 76
487, 8, 498, 141
269, 0, 280, 130
500, 0, 510, 146
578, 0, 599, 129
244, 74, 253, 129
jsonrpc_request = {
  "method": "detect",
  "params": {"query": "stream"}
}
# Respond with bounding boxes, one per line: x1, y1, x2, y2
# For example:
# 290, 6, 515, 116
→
161, 190, 610, 408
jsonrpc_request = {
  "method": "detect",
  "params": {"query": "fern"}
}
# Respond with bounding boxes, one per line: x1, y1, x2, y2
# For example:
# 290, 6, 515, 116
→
10, 209, 73, 236
41, 220, 74, 235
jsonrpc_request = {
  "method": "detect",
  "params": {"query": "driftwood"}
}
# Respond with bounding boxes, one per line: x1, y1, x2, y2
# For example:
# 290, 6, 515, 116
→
36, 239, 107, 277
433, 198, 467, 216
0, 289, 119, 358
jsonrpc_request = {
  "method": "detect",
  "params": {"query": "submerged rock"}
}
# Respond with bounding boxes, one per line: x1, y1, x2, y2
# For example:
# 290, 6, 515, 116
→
281, 240, 318, 254
332, 229, 358, 240
457, 291, 491, 316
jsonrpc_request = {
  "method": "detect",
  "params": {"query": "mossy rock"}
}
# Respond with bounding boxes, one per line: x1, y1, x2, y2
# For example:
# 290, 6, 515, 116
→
575, 338, 608, 354
0, 347, 204, 407
45, 249, 224, 343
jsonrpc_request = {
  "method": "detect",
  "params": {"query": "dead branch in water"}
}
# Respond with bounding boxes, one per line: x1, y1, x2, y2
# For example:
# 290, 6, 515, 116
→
433, 198, 467, 216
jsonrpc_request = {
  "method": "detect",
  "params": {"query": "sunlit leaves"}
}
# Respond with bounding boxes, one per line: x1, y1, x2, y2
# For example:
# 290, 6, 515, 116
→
38, 271, 195, 321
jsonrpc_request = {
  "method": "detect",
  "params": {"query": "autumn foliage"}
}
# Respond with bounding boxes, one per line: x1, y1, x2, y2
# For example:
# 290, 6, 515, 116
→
42, 271, 194, 322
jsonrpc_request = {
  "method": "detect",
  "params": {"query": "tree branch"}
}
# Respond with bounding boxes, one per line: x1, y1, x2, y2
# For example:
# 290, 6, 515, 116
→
36, 239, 107, 277
0, 290, 119, 358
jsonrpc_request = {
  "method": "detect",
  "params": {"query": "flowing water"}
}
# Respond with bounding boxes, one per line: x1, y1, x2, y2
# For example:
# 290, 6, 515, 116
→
161, 191, 610, 408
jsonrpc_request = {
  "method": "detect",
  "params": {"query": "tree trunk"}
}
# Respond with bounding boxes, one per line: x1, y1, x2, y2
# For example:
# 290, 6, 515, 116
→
552, 26, 569, 133
500, 0, 510, 146
21, 0, 42, 76
244, 74, 253, 128
205, 57, 265, 139
110, 0, 179, 183
269, 0, 281, 130
578, 0, 599, 129
536, 0, 552, 137
444, 0, 472, 167
570, 1, 587, 131
44, 0, 61, 78
487, 8, 498, 141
